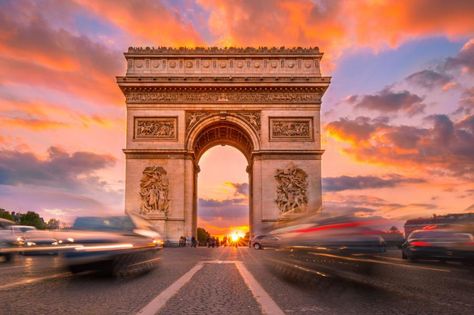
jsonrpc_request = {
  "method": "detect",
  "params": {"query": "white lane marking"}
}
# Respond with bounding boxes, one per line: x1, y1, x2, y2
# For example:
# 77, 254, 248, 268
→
0, 272, 70, 290
235, 261, 285, 315
136, 262, 204, 315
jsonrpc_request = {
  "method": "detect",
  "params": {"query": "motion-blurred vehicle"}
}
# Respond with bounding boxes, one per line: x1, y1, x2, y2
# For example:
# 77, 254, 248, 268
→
401, 229, 474, 263
6, 225, 62, 255
0, 218, 20, 262
262, 214, 391, 284
62, 213, 163, 277
250, 234, 280, 250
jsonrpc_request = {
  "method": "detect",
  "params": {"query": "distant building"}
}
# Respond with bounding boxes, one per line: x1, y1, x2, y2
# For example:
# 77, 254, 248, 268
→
404, 213, 474, 236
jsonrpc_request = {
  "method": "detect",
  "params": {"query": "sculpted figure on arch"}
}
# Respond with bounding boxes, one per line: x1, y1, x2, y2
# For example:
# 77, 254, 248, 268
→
275, 166, 308, 215
139, 166, 170, 216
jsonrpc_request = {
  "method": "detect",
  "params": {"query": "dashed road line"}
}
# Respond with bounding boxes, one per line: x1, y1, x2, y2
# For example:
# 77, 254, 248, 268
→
235, 261, 285, 315
136, 259, 284, 315
136, 262, 204, 315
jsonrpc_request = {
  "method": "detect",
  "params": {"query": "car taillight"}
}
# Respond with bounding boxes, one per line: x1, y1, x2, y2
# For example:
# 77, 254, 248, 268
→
410, 241, 431, 247
463, 241, 474, 246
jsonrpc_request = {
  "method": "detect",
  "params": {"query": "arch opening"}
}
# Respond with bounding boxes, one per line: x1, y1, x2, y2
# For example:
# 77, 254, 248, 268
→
191, 121, 254, 245
197, 145, 249, 243
192, 122, 254, 163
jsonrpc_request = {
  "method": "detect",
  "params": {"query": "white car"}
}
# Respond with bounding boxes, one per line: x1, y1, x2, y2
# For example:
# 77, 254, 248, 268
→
0, 219, 22, 262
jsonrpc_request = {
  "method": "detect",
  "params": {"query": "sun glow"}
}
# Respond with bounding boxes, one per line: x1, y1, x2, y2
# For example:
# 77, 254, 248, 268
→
229, 230, 245, 242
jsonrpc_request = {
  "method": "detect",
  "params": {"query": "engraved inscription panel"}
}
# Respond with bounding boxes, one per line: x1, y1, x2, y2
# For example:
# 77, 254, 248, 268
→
134, 117, 177, 140
270, 117, 313, 141
126, 90, 321, 104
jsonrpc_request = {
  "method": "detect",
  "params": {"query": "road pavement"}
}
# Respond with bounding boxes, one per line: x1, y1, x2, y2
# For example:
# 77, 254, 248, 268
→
0, 247, 473, 314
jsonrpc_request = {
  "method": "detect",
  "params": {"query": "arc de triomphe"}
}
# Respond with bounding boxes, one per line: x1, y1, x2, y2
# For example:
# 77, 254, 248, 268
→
117, 47, 330, 242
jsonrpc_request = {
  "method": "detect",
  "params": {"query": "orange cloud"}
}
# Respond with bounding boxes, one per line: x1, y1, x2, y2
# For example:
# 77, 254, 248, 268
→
0, 96, 123, 131
348, 0, 474, 48
75, 0, 204, 46
325, 114, 474, 179
197, 0, 474, 69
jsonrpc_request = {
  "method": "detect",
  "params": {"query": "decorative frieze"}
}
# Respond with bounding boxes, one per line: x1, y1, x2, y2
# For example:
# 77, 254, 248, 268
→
125, 47, 322, 76
275, 166, 308, 215
139, 166, 170, 216
185, 111, 261, 134
269, 117, 313, 141
126, 90, 321, 104
134, 117, 177, 140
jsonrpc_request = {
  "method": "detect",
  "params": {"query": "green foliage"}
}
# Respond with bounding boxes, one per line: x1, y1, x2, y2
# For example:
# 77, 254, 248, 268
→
19, 211, 46, 229
0, 208, 14, 221
197, 227, 210, 244
0, 208, 59, 230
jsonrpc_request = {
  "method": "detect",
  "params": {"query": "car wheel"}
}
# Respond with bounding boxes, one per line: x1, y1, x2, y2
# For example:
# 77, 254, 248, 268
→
407, 255, 417, 262
402, 251, 407, 259
253, 243, 262, 250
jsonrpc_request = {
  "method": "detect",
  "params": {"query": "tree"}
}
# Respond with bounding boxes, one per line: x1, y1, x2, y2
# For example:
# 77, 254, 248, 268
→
0, 208, 14, 221
197, 227, 210, 245
46, 218, 60, 230
19, 211, 46, 229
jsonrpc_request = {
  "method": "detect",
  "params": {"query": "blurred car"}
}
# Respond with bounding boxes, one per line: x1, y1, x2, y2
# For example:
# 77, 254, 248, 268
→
262, 214, 391, 284
401, 229, 474, 263
0, 218, 20, 262
250, 234, 280, 250
62, 213, 163, 277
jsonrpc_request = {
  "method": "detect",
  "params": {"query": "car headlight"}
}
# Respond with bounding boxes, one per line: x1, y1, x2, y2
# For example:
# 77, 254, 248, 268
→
26, 241, 36, 246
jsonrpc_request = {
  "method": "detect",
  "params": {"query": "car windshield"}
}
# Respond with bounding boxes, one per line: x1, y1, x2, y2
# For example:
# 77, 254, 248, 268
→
409, 231, 469, 240
14, 226, 36, 233
72, 216, 135, 232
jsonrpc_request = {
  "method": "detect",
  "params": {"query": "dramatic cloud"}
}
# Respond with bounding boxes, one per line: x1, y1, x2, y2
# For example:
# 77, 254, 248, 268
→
198, 197, 248, 221
0, 1, 123, 104
226, 182, 249, 196
323, 174, 425, 192
349, 88, 426, 116
75, 0, 204, 46
0, 146, 116, 190
445, 39, 474, 74
405, 70, 452, 90
198, 0, 474, 67
326, 114, 474, 178
348, 0, 474, 48
456, 87, 474, 115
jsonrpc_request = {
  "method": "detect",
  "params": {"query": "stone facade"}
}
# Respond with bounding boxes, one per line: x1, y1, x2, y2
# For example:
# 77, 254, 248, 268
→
117, 46, 330, 242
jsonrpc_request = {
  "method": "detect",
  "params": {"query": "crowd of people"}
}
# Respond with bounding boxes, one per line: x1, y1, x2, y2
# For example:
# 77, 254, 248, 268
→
177, 235, 239, 247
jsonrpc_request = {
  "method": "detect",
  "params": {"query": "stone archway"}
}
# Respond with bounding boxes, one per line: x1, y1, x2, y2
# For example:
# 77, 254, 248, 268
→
189, 119, 256, 238
117, 47, 330, 243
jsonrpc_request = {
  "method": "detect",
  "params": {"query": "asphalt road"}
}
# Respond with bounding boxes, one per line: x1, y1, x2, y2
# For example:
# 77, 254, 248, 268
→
0, 248, 473, 315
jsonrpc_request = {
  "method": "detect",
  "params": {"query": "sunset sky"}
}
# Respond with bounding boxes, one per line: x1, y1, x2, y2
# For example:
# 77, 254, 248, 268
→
0, 0, 473, 236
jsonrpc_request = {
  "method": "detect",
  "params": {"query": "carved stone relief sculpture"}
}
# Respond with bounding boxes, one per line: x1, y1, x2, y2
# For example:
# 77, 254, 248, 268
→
275, 166, 308, 215
270, 117, 313, 141
185, 111, 261, 134
139, 166, 170, 216
134, 117, 177, 140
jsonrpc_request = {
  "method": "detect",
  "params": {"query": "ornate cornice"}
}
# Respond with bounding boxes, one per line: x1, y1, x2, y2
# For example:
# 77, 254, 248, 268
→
126, 46, 321, 56
117, 76, 331, 84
